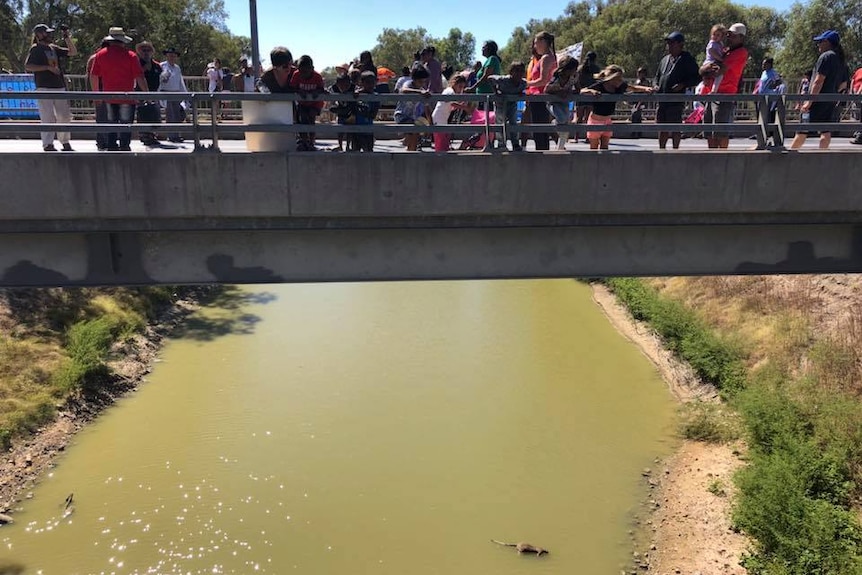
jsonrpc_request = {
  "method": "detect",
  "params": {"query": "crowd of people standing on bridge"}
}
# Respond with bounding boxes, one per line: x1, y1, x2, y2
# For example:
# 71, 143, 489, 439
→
21, 19, 862, 152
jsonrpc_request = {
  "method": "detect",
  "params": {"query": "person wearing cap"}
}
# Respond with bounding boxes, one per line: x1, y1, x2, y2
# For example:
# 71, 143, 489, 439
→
233, 58, 256, 93
25, 23, 78, 151
89, 27, 147, 151
790, 30, 850, 150
135, 41, 161, 146
654, 31, 700, 149
700, 22, 748, 149
159, 48, 188, 143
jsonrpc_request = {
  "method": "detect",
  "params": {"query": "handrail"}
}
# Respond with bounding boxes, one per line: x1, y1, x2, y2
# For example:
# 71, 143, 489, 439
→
1, 90, 860, 152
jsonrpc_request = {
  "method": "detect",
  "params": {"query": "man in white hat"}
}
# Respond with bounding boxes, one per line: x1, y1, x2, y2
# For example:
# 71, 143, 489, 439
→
25, 23, 78, 151
89, 27, 147, 151
700, 22, 748, 149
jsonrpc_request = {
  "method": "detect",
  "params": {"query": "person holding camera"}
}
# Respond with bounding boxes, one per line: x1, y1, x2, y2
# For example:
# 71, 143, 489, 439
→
25, 23, 77, 151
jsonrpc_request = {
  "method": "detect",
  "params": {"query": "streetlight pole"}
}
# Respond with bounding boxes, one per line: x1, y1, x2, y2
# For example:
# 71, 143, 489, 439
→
249, 0, 261, 79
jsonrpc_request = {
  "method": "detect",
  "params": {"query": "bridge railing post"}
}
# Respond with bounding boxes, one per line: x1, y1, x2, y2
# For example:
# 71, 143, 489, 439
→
754, 94, 769, 149
773, 94, 786, 149
482, 94, 493, 153
191, 95, 203, 151
210, 94, 221, 152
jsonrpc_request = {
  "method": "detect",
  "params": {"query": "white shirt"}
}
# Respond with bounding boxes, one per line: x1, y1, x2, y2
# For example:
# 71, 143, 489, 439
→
432, 87, 458, 125
159, 61, 187, 92
207, 66, 222, 92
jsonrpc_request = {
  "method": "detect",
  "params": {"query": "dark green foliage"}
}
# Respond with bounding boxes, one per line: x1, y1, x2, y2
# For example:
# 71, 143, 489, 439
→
604, 278, 747, 395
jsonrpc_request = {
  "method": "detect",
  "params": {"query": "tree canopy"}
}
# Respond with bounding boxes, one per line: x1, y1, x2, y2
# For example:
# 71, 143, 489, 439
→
0, 0, 248, 75
370, 26, 476, 73
778, 0, 861, 76
499, 0, 786, 77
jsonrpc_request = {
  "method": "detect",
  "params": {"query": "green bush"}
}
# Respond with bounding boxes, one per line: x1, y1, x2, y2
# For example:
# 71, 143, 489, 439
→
58, 318, 115, 394
604, 278, 747, 395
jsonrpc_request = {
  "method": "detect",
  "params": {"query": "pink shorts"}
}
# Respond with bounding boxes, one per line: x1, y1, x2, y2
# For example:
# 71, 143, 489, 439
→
587, 114, 613, 140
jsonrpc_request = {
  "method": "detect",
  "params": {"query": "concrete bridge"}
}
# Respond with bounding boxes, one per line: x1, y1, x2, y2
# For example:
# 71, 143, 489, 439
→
1, 151, 860, 286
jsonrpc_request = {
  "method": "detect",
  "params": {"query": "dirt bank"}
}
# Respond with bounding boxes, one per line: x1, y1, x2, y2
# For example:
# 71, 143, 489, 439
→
592, 283, 750, 574
0, 290, 210, 517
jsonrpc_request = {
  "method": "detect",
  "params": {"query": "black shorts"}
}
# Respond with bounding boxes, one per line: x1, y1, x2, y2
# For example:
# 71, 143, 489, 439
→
805, 102, 836, 136
656, 102, 684, 124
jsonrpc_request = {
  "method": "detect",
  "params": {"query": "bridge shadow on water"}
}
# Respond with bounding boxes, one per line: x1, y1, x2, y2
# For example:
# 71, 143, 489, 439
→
171, 286, 279, 342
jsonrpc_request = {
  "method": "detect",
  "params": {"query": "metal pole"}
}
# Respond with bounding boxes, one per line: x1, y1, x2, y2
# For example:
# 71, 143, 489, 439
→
249, 0, 261, 80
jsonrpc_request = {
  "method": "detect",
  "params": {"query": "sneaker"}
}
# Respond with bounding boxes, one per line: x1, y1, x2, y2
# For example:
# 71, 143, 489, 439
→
43, 144, 56, 152
852, 133, 862, 145
61, 143, 74, 151
168, 136, 184, 143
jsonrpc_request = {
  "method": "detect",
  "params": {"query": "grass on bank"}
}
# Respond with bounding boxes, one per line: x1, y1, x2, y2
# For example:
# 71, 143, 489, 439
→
604, 277, 862, 575
0, 287, 181, 451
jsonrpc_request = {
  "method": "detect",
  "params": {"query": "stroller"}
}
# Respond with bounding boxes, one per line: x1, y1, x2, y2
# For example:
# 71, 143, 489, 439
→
457, 108, 496, 150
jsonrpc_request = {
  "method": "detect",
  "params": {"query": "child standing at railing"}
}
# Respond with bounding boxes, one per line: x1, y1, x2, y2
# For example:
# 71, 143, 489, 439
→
545, 55, 579, 150
487, 61, 528, 152
289, 55, 325, 151
352, 71, 381, 152
580, 65, 654, 150
431, 74, 472, 152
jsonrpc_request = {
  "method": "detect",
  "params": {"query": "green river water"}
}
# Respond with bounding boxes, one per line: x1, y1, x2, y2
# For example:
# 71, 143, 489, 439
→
1, 280, 677, 574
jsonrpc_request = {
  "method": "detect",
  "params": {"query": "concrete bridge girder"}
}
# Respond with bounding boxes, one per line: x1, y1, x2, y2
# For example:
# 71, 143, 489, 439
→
0, 152, 860, 286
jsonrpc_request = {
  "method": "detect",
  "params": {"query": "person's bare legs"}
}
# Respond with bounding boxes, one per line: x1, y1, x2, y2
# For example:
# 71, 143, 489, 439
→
405, 133, 418, 151
589, 137, 600, 150
600, 135, 611, 149
819, 133, 832, 149
789, 133, 807, 149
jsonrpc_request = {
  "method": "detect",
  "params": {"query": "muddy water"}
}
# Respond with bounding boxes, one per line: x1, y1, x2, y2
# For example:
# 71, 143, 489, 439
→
1, 280, 676, 575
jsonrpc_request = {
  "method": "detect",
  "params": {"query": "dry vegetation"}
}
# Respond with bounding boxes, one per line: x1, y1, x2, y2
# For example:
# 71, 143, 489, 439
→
620, 275, 862, 574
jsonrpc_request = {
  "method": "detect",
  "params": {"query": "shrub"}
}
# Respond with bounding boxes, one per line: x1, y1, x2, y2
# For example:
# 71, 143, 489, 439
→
604, 278, 748, 395
679, 402, 741, 443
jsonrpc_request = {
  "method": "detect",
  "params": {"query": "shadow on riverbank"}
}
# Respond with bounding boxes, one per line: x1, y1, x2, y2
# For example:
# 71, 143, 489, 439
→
170, 286, 277, 342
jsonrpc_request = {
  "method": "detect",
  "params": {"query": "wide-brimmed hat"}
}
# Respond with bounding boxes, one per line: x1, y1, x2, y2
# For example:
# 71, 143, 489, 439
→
33, 24, 54, 34
162, 47, 180, 55
103, 26, 133, 44
594, 65, 624, 83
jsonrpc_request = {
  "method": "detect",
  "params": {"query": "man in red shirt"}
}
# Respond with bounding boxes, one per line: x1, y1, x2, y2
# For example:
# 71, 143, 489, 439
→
89, 27, 146, 151
700, 22, 748, 149
852, 67, 862, 144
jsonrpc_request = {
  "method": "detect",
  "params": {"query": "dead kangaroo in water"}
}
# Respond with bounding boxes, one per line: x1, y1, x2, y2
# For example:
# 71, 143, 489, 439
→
491, 539, 549, 557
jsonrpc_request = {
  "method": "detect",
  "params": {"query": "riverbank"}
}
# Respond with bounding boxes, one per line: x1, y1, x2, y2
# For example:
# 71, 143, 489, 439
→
592, 283, 750, 574
0, 287, 213, 517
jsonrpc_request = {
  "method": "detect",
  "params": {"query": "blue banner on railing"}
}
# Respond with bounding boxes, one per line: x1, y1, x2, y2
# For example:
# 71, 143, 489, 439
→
0, 75, 39, 119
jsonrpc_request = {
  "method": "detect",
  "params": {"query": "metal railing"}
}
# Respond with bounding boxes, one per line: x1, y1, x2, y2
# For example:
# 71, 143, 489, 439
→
0, 89, 860, 152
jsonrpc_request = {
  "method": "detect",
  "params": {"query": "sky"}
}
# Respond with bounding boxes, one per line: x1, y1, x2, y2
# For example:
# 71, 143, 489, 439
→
222, 0, 795, 69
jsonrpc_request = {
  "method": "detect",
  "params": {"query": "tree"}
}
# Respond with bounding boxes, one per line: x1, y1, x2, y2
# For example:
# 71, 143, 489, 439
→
436, 27, 476, 71
370, 27, 432, 72
778, 0, 861, 77
1, 0, 246, 75
500, 0, 786, 77
370, 26, 477, 73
